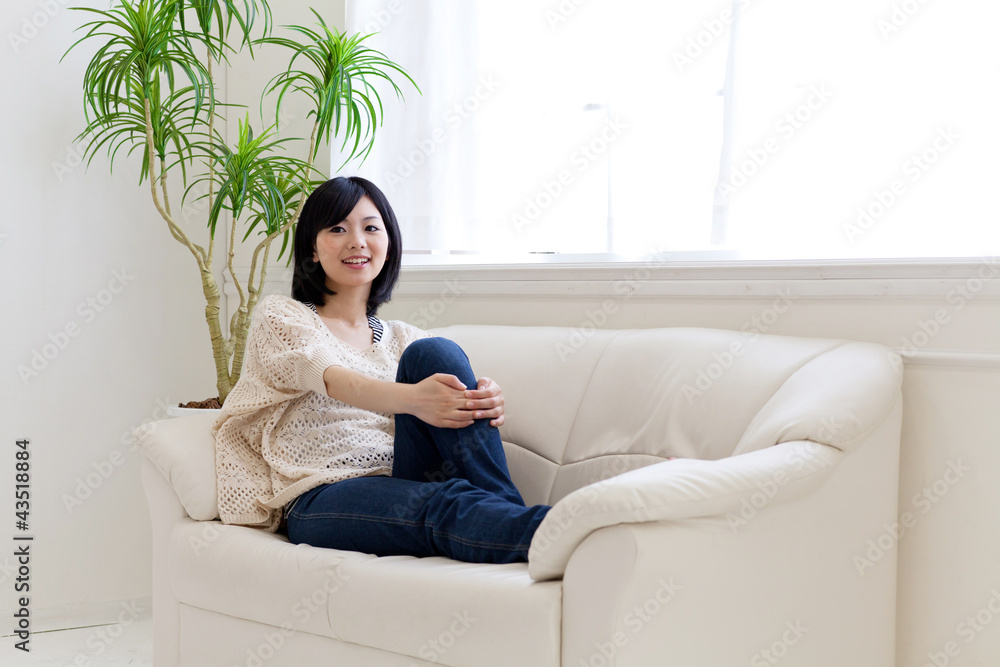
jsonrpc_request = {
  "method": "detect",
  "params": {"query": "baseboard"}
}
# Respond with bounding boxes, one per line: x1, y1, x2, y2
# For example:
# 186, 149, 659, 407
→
0, 596, 152, 636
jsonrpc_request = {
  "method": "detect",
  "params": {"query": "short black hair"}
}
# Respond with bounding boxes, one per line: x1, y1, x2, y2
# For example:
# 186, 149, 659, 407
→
291, 176, 402, 317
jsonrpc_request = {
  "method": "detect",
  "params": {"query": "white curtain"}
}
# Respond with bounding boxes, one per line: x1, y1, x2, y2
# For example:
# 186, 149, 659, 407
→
341, 0, 728, 259
342, 0, 1000, 261
340, 0, 480, 254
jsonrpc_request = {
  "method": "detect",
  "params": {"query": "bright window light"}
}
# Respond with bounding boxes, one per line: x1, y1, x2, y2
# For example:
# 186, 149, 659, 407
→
341, 0, 1000, 263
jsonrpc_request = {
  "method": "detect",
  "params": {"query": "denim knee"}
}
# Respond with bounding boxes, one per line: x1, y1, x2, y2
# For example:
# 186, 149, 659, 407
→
402, 336, 463, 359
399, 337, 469, 374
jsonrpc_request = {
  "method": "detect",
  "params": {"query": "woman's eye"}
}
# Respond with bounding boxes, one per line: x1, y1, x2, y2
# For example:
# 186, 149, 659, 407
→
327, 225, 379, 232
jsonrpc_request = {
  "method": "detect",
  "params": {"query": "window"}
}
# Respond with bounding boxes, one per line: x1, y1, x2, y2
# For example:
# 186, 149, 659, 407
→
341, 0, 1000, 264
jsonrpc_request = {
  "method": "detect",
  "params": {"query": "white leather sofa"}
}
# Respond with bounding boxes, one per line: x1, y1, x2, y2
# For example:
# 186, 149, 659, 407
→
137, 323, 903, 667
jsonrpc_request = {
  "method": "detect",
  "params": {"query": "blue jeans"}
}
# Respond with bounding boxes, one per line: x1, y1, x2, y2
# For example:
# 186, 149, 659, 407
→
286, 337, 550, 564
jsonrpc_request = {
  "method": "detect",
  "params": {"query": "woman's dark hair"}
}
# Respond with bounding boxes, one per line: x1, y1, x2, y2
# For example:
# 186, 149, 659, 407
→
291, 176, 402, 317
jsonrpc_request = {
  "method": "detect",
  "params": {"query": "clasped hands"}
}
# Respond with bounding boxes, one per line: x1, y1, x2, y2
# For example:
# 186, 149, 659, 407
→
410, 373, 505, 429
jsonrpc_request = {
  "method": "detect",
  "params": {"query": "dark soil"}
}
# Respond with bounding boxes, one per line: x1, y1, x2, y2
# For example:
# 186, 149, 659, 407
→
178, 397, 222, 410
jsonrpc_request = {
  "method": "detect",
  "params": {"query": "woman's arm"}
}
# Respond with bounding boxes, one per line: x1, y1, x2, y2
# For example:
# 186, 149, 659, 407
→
322, 365, 475, 428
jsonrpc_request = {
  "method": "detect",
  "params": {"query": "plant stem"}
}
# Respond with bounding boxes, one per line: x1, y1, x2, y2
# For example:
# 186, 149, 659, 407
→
229, 240, 270, 386
206, 47, 217, 270
159, 157, 172, 218
144, 99, 206, 267
202, 43, 240, 403
145, 96, 232, 403
227, 199, 248, 349
229, 119, 320, 388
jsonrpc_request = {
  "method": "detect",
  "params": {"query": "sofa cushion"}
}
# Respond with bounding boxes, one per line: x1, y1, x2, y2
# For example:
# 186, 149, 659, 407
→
169, 518, 562, 667
438, 325, 901, 505
134, 412, 219, 520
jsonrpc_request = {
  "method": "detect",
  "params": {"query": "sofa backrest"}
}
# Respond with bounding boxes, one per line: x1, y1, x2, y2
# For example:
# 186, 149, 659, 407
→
137, 324, 902, 520
428, 325, 902, 507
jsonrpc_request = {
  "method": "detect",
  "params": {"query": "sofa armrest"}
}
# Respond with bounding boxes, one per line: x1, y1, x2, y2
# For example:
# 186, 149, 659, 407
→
557, 398, 901, 665
142, 458, 187, 667
527, 440, 842, 581
133, 412, 219, 521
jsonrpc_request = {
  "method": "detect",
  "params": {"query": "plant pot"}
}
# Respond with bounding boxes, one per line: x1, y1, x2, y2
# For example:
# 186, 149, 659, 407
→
167, 406, 222, 419
167, 397, 223, 419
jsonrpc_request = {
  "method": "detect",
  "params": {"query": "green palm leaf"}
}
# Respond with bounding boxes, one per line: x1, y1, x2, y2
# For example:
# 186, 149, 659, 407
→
176, 0, 272, 58
184, 115, 320, 240
64, 0, 222, 183
261, 9, 420, 170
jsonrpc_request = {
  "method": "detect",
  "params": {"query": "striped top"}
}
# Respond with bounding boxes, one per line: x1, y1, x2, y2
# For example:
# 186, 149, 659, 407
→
301, 301, 384, 344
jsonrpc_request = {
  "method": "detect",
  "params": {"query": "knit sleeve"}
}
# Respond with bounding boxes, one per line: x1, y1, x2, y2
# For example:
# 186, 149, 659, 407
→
255, 295, 343, 397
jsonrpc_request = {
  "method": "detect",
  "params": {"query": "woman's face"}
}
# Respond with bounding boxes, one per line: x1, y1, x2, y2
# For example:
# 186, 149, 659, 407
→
312, 195, 389, 293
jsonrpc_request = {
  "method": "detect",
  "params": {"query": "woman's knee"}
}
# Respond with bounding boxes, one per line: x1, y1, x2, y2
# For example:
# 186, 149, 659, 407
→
403, 336, 463, 357
399, 337, 469, 375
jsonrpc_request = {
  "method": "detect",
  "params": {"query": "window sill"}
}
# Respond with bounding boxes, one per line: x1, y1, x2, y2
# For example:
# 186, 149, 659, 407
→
394, 255, 1000, 299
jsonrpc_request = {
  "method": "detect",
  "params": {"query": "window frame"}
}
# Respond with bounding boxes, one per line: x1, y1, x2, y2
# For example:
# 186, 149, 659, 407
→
394, 255, 1000, 301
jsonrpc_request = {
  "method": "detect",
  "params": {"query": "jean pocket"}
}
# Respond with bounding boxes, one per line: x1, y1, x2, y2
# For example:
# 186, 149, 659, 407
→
284, 495, 303, 519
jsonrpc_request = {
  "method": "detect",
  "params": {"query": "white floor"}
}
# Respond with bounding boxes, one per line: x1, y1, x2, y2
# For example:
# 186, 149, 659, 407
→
0, 608, 153, 666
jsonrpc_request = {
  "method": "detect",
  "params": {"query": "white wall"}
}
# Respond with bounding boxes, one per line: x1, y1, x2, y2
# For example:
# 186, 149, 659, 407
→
0, 0, 204, 617
0, 0, 344, 622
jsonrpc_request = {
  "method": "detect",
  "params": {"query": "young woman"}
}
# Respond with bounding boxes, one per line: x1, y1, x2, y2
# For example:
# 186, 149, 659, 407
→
212, 176, 550, 564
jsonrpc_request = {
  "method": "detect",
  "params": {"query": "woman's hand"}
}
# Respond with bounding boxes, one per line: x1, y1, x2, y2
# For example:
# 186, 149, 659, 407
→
406, 375, 506, 429
463, 377, 505, 428
409, 373, 476, 428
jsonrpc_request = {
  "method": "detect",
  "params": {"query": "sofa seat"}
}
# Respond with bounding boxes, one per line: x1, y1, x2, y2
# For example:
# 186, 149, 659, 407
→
168, 517, 562, 667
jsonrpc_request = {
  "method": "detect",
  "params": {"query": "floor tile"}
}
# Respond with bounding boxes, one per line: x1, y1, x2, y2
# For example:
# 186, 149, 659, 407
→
0, 615, 153, 666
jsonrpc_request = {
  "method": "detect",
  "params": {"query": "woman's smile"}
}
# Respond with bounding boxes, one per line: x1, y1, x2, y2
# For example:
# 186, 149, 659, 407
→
341, 256, 371, 268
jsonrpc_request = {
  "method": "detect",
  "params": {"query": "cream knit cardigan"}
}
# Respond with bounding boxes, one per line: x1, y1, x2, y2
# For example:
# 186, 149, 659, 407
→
211, 293, 433, 532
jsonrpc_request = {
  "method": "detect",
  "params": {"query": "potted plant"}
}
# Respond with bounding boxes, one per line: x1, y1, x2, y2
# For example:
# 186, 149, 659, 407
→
64, 0, 418, 415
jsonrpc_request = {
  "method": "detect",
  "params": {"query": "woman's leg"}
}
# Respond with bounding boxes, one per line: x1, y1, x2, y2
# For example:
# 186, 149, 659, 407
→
285, 476, 548, 564
392, 337, 525, 506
